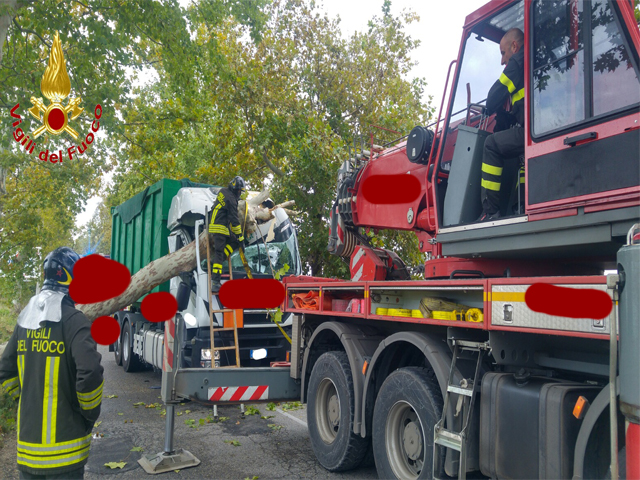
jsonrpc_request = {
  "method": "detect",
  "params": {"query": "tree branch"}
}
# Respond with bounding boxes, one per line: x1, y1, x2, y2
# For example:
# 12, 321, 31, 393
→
261, 150, 285, 177
12, 17, 50, 47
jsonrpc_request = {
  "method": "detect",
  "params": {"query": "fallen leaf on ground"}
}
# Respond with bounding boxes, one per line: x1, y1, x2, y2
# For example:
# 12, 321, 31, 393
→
131, 446, 143, 452
105, 395, 118, 399
260, 415, 274, 420
133, 402, 145, 407
117, 413, 123, 416
104, 461, 126, 469
268, 424, 282, 431
94, 421, 102, 428
224, 440, 241, 447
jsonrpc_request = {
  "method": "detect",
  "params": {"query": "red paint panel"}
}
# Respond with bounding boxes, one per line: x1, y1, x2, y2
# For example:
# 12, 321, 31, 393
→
141, 292, 178, 323
251, 385, 268, 401
210, 387, 227, 402
91, 316, 120, 345
628, 421, 640, 480
219, 279, 285, 309
525, 283, 612, 320
229, 386, 249, 402
70, 255, 131, 304
361, 174, 421, 204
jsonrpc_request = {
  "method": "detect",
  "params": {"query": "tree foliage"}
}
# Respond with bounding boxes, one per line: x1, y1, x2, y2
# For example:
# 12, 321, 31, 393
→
0, 0, 265, 301
110, 0, 433, 277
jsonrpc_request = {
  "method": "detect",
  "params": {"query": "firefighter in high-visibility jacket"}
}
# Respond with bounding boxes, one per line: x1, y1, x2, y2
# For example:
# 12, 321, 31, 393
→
209, 176, 246, 294
0, 247, 103, 479
478, 27, 525, 222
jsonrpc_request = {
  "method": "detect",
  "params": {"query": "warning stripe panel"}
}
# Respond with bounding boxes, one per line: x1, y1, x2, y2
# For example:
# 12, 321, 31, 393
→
208, 386, 269, 402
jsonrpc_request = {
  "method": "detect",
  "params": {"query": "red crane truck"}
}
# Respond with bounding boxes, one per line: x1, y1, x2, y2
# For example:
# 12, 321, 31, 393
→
147, 1, 640, 478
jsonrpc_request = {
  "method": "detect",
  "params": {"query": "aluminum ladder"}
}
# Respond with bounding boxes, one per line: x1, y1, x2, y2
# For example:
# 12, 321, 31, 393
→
433, 339, 489, 479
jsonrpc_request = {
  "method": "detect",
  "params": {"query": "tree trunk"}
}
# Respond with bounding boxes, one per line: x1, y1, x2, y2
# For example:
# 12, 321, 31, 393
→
76, 189, 298, 321
0, 0, 17, 65
77, 228, 212, 321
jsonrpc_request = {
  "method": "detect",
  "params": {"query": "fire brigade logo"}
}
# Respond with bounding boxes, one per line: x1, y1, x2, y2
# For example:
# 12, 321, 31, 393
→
29, 32, 83, 140
9, 31, 102, 164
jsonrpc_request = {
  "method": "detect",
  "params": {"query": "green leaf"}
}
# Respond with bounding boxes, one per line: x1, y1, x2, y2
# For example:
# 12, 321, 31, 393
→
224, 440, 241, 446
94, 421, 102, 429
245, 406, 260, 416
133, 402, 145, 407
260, 415, 274, 420
282, 401, 303, 411
130, 446, 143, 452
104, 462, 127, 469
117, 413, 123, 416
106, 395, 118, 399
266, 402, 277, 411
267, 424, 282, 431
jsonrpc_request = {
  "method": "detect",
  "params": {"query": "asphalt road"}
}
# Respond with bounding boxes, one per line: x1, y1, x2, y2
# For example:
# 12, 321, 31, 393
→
81, 345, 378, 479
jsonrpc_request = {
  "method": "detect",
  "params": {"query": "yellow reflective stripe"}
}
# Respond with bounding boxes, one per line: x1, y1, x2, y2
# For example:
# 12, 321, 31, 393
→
209, 225, 230, 235
481, 179, 501, 191
230, 225, 242, 234
2, 376, 19, 390
492, 292, 526, 302
499, 72, 516, 93
482, 163, 503, 176
18, 448, 89, 468
77, 380, 104, 400
42, 357, 60, 444
17, 355, 23, 438
511, 88, 525, 104
79, 396, 101, 410
18, 433, 92, 450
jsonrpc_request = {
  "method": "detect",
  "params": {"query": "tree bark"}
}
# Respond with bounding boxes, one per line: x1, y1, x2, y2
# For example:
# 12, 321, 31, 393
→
0, 0, 17, 65
76, 189, 298, 321
77, 228, 212, 321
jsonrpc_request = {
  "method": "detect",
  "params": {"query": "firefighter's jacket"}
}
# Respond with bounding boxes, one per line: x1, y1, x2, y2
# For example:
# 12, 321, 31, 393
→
486, 47, 525, 127
208, 187, 242, 237
0, 295, 103, 476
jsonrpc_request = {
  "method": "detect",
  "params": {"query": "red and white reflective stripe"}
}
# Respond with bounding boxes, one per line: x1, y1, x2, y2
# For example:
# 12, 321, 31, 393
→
163, 318, 175, 372
208, 386, 269, 402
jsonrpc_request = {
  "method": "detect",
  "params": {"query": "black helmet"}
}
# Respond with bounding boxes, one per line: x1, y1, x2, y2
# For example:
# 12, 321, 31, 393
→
229, 176, 246, 194
42, 247, 80, 293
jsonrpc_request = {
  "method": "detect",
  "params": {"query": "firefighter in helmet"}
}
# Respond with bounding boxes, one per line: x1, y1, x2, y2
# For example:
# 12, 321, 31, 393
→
478, 27, 525, 222
209, 176, 246, 293
0, 247, 104, 479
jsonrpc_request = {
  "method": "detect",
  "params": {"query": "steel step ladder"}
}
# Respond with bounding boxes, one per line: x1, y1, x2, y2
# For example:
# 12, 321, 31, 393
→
433, 339, 489, 480
205, 207, 241, 368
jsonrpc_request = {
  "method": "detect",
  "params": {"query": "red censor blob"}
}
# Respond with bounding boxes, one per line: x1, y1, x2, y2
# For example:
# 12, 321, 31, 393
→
525, 283, 613, 320
361, 174, 422, 205
219, 279, 285, 309
91, 316, 120, 345
70, 255, 131, 304
48, 108, 65, 131
141, 292, 178, 323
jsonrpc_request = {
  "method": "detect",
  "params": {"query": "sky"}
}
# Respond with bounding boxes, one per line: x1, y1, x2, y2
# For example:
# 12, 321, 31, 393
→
75, 0, 489, 228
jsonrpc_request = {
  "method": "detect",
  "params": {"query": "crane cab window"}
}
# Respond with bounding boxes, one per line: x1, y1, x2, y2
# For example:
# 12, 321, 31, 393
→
532, 0, 640, 137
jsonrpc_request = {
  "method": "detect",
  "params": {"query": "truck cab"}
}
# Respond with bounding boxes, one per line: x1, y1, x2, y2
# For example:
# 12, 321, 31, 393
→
167, 186, 301, 368
433, 0, 640, 264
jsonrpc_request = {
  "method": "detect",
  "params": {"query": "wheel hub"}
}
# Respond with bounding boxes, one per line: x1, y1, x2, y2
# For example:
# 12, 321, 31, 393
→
403, 421, 423, 461
328, 395, 340, 428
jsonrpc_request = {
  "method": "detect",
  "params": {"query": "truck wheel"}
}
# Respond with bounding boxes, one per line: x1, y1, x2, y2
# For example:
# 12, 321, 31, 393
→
307, 351, 369, 471
114, 329, 122, 366
122, 321, 141, 373
372, 367, 445, 480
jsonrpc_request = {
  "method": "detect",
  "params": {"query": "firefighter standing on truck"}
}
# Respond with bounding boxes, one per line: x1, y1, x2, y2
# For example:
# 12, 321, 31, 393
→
0, 247, 103, 479
478, 27, 525, 222
209, 176, 246, 294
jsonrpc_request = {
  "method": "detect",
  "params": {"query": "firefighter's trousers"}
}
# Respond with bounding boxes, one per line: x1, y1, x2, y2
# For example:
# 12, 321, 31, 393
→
212, 233, 239, 282
480, 126, 525, 215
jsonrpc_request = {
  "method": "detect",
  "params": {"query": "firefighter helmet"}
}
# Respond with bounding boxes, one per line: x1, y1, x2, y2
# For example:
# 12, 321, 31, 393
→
229, 176, 246, 194
42, 247, 80, 293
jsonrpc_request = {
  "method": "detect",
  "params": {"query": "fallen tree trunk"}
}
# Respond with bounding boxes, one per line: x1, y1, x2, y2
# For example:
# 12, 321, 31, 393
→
77, 228, 211, 321
77, 189, 299, 321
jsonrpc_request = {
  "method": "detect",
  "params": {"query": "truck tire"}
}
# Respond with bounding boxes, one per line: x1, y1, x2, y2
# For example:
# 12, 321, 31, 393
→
122, 320, 141, 373
307, 351, 369, 472
114, 330, 123, 366
372, 367, 445, 480
113, 316, 123, 366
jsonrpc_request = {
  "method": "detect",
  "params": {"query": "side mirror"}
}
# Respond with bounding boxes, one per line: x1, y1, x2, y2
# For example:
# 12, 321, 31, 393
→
176, 281, 190, 311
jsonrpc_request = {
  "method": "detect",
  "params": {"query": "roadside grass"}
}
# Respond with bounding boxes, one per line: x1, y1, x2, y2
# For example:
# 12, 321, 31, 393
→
0, 301, 15, 344
0, 300, 18, 446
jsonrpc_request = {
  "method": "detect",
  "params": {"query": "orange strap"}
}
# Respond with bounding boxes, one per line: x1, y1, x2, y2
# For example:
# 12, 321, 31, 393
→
292, 291, 320, 310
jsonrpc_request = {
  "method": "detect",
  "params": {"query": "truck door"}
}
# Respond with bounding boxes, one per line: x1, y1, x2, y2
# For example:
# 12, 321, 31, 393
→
526, 0, 640, 217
